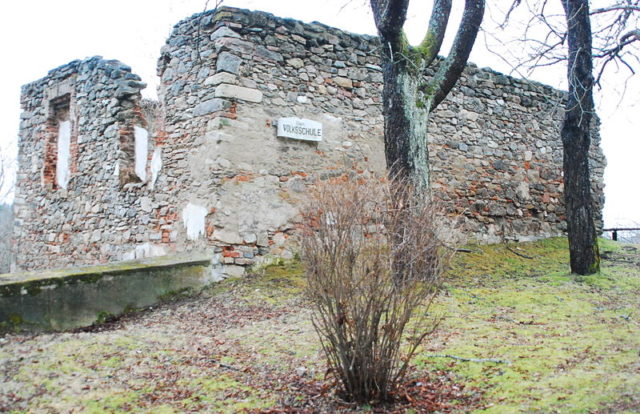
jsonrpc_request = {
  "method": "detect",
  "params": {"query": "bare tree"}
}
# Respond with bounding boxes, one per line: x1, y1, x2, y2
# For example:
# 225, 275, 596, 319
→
562, 0, 600, 274
492, 1, 639, 274
369, 0, 485, 190
496, 1, 639, 83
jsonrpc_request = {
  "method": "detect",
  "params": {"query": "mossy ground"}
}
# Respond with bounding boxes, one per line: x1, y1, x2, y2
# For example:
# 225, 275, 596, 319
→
420, 238, 640, 413
1, 238, 638, 413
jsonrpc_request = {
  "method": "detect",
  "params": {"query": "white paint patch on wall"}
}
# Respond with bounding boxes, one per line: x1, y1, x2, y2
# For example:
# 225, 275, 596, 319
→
121, 242, 166, 261
134, 242, 166, 259
182, 203, 207, 240
134, 126, 148, 181
56, 120, 71, 189
150, 147, 162, 188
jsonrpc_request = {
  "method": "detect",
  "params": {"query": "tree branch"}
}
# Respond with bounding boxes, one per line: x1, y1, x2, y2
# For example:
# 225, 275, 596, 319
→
370, 0, 410, 41
620, 28, 640, 42
425, 354, 512, 364
594, 28, 640, 84
591, 5, 640, 15
425, 0, 485, 111
419, 0, 452, 66
501, 0, 523, 28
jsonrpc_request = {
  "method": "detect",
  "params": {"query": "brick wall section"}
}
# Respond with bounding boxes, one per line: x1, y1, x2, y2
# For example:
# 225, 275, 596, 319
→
41, 120, 58, 188
12, 7, 606, 275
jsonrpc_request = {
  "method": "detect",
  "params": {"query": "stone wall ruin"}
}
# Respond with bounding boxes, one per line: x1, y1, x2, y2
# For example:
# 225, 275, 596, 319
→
12, 7, 606, 275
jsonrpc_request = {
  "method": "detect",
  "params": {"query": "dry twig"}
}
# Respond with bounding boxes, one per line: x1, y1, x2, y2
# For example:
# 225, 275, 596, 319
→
425, 354, 512, 365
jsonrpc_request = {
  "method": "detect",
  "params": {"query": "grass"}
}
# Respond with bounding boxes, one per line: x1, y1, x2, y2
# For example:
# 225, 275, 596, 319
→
1, 237, 638, 413
418, 237, 640, 413
207, 259, 306, 306
206, 237, 640, 412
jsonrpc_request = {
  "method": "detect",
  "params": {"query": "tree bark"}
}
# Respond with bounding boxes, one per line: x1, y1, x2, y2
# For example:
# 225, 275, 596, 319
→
561, 0, 600, 274
371, 0, 484, 189
381, 50, 431, 189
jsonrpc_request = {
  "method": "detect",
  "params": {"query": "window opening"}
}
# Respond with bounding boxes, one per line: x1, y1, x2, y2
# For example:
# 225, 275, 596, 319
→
44, 95, 71, 189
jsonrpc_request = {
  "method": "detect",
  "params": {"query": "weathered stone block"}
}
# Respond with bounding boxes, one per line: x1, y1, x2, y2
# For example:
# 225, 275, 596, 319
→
214, 84, 263, 103
287, 58, 304, 68
223, 265, 245, 278
333, 77, 353, 89
216, 52, 242, 74
193, 98, 230, 116
204, 72, 238, 86
257, 232, 269, 247
255, 46, 283, 62
215, 229, 243, 244
210, 26, 241, 41
214, 37, 255, 54
242, 233, 257, 244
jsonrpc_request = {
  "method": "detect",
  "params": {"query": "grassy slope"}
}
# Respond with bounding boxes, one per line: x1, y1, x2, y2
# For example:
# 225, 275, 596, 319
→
420, 238, 640, 413
1, 238, 638, 413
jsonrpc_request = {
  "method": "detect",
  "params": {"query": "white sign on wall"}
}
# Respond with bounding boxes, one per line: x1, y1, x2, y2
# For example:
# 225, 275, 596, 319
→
277, 117, 323, 142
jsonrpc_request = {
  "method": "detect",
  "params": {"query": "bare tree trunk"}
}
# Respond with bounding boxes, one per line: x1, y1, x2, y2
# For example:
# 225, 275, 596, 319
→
381, 53, 430, 189
371, 0, 484, 190
562, 0, 600, 274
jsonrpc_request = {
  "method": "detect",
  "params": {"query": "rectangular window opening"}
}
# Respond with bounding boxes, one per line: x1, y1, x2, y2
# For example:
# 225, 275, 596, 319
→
134, 126, 149, 182
44, 95, 72, 189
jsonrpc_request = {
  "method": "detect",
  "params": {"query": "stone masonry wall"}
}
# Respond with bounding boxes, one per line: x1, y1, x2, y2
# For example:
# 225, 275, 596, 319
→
13, 57, 164, 271
13, 7, 606, 275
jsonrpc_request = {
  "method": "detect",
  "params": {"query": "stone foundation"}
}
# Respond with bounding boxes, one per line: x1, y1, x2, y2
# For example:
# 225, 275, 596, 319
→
0, 254, 215, 332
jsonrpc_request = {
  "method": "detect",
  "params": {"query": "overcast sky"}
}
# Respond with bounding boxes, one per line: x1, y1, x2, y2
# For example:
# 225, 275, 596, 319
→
0, 0, 637, 227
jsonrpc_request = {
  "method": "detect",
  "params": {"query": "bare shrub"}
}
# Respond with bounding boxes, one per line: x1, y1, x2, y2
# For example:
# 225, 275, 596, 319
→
301, 177, 458, 404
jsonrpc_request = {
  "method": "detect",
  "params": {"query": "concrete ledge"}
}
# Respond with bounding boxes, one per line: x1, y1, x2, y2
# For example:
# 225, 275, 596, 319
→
0, 254, 216, 333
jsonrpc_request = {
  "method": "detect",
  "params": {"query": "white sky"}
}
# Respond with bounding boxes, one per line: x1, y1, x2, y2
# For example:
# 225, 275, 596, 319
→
0, 0, 637, 227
